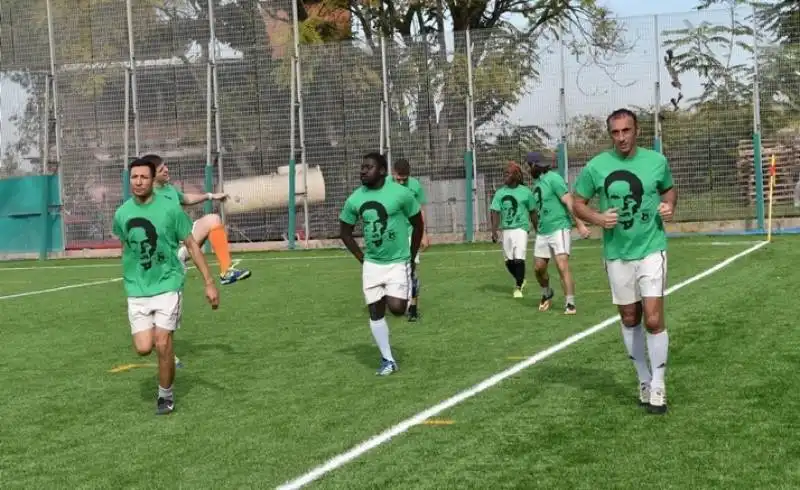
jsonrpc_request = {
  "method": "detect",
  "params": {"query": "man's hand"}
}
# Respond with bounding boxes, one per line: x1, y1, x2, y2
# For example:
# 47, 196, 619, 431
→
577, 222, 592, 238
205, 281, 220, 309
600, 208, 618, 229
491, 230, 499, 243
658, 202, 674, 221
421, 233, 430, 251
211, 192, 228, 201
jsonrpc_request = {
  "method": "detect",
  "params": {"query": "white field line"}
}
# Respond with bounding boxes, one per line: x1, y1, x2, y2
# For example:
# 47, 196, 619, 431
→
0, 240, 763, 272
0, 260, 241, 301
275, 240, 770, 490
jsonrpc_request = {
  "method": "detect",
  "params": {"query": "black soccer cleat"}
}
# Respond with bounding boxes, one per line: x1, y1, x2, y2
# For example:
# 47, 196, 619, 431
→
156, 397, 175, 415
407, 305, 419, 322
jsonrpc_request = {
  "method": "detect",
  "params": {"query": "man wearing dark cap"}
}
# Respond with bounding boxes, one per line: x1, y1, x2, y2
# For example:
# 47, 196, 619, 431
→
526, 152, 591, 314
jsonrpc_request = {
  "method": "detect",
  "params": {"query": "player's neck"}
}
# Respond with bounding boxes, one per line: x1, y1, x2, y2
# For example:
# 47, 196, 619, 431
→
133, 193, 155, 205
614, 146, 638, 160
366, 178, 386, 190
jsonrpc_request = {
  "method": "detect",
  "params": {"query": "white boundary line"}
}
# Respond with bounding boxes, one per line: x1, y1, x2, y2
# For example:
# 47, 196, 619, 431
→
275, 240, 770, 490
0, 240, 763, 272
0, 278, 123, 301
0, 260, 243, 301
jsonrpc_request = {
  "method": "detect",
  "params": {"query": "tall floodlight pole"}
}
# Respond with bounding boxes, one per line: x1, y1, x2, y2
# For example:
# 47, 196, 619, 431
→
653, 15, 662, 153
558, 26, 568, 183
126, 0, 140, 159
751, 4, 765, 231
207, 0, 224, 223
292, 0, 309, 247
379, 23, 392, 172
45, 0, 65, 250
465, 28, 478, 237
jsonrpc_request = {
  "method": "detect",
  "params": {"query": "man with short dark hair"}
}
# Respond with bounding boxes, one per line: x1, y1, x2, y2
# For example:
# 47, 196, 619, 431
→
340, 152, 424, 376
572, 108, 677, 414
388, 158, 428, 322
113, 158, 219, 415
526, 152, 591, 314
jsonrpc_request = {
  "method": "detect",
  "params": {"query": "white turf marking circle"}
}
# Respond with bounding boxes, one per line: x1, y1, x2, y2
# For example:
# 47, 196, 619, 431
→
276, 240, 769, 490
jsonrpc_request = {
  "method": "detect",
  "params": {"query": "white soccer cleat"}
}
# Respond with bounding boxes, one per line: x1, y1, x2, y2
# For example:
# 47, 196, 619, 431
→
647, 386, 668, 414
639, 382, 650, 406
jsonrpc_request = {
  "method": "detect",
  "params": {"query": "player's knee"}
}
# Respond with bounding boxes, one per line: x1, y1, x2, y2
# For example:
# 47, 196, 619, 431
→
643, 311, 664, 333
134, 345, 152, 356
153, 331, 173, 354
534, 259, 548, 273
620, 309, 641, 327
206, 213, 222, 227
554, 256, 570, 273
387, 299, 407, 316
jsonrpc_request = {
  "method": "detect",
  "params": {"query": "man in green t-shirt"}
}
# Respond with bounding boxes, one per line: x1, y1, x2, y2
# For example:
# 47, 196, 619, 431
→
340, 152, 424, 376
489, 161, 537, 299
113, 158, 220, 415
388, 158, 428, 322
140, 154, 251, 286
572, 108, 677, 415
526, 152, 591, 315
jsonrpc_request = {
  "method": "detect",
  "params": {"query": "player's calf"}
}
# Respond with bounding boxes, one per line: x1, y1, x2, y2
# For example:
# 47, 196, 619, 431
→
153, 328, 176, 415
642, 296, 669, 414
367, 301, 398, 376
553, 254, 576, 314
533, 258, 554, 310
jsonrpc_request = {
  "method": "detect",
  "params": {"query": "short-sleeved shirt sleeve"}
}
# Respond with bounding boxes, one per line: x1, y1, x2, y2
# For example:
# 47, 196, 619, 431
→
658, 158, 674, 193
574, 164, 597, 200
339, 195, 359, 225
112, 211, 123, 239
550, 173, 569, 199
401, 188, 421, 218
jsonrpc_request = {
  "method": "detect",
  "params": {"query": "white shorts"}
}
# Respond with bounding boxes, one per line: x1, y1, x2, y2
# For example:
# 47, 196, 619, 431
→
127, 291, 183, 335
362, 260, 412, 305
604, 251, 667, 305
533, 228, 572, 259
502, 229, 528, 261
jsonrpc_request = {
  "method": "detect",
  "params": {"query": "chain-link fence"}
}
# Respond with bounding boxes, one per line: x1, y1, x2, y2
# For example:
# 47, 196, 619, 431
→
2, 2, 797, 252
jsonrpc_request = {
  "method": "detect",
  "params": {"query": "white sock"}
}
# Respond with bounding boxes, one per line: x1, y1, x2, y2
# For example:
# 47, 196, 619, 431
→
369, 318, 394, 362
646, 330, 669, 390
158, 385, 173, 400
565, 295, 575, 305
621, 324, 651, 385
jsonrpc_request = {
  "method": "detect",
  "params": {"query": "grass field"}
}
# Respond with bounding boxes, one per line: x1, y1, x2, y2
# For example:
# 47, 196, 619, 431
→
1, 235, 798, 489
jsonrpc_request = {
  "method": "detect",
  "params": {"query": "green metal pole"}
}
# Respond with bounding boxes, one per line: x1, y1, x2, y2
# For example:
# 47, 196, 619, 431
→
39, 175, 50, 260
753, 132, 765, 231
653, 137, 662, 154
203, 164, 214, 253
556, 142, 567, 179
288, 158, 297, 250
464, 150, 474, 242
122, 166, 130, 201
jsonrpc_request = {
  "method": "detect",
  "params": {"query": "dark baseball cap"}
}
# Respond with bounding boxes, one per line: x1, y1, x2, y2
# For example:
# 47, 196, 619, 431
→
526, 151, 549, 168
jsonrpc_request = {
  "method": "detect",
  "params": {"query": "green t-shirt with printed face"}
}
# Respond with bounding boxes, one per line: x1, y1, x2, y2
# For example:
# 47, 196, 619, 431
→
574, 147, 674, 261
154, 183, 185, 205
489, 184, 536, 232
113, 194, 194, 297
388, 175, 427, 234
533, 171, 573, 235
339, 180, 422, 264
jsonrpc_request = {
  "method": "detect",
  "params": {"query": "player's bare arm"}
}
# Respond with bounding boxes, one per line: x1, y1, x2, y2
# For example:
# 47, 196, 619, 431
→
572, 194, 618, 229
184, 234, 220, 309
419, 208, 430, 250
181, 192, 228, 206
560, 193, 591, 238
659, 187, 677, 221
408, 212, 424, 267
529, 210, 538, 233
339, 221, 364, 263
